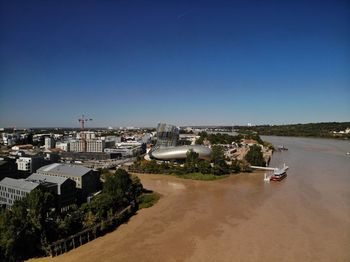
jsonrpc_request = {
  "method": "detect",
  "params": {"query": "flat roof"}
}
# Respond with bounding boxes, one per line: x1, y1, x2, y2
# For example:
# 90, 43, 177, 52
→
27, 173, 73, 194
28, 173, 68, 186
0, 177, 39, 191
37, 163, 91, 177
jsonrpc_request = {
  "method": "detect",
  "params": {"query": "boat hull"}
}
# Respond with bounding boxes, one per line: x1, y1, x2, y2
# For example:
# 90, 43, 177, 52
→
270, 173, 287, 181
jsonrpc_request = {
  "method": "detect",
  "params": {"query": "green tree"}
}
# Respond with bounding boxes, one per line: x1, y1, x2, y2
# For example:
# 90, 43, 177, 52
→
83, 211, 97, 228
211, 146, 230, 175
211, 145, 225, 166
25, 187, 55, 231
0, 187, 55, 261
245, 145, 266, 166
185, 149, 199, 173
104, 169, 132, 199
198, 160, 212, 174
231, 159, 241, 173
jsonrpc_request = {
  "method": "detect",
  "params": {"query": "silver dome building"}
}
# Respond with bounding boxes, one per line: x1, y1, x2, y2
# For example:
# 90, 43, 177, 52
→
149, 123, 211, 161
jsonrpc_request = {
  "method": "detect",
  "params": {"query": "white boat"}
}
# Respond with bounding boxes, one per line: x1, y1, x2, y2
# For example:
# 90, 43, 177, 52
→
270, 163, 289, 181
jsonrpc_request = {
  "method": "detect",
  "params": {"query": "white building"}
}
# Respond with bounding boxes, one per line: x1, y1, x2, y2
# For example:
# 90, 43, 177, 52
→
70, 140, 85, 152
77, 131, 96, 140
16, 157, 31, 171
16, 156, 44, 173
116, 141, 142, 148
45, 137, 55, 149
179, 134, 200, 145
2, 133, 20, 146
86, 139, 105, 152
56, 142, 70, 152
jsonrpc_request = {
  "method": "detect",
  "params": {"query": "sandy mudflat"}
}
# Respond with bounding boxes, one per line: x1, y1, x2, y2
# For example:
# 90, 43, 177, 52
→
31, 171, 350, 262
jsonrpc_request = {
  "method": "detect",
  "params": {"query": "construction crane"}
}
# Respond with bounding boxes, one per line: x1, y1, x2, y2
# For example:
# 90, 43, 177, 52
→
78, 114, 93, 130
78, 114, 92, 152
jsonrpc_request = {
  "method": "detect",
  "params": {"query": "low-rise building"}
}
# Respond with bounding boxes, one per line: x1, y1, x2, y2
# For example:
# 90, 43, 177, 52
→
0, 177, 57, 208
2, 133, 20, 146
179, 134, 200, 145
16, 156, 45, 173
56, 142, 70, 151
36, 163, 100, 201
104, 146, 142, 157
27, 173, 76, 211
11, 144, 34, 151
0, 157, 18, 180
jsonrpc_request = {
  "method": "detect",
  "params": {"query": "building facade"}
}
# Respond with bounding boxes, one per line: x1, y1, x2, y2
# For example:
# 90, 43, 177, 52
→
16, 156, 45, 173
70, 140, 85, 152
45, 137, 55, 149
56, 142, 70, 152
27, 173, 76, 211
0, 177, 57, 208
78, 131, 96, 140
36, 163, 100, 201
86, 139, 105, 152
156, 123, 179, 148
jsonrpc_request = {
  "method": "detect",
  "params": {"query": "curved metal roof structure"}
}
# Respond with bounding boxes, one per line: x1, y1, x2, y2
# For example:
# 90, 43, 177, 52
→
149, 145, 211, 161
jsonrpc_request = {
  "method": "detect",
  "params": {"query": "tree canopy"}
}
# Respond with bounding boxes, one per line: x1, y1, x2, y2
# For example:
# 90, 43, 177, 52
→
245, 145, 266, 166
0, 170, 143, 262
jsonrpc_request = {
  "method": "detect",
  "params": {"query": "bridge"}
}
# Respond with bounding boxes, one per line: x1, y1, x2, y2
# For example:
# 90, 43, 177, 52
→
251, 163, 289, 174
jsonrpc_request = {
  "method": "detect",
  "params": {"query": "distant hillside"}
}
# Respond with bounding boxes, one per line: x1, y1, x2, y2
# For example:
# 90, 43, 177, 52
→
235, 122, 350, 139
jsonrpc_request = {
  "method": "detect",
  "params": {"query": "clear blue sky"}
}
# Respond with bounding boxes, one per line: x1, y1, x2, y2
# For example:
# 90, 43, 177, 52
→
0, 0, 349, 128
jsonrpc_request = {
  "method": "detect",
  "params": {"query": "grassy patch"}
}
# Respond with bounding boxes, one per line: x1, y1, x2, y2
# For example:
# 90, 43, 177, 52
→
175, 172, 229, 181
138, 192, 161, 209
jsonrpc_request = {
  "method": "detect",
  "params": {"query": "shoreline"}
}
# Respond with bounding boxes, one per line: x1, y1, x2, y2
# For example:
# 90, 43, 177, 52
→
28, 136, 350, 262
130, 171, 234, 181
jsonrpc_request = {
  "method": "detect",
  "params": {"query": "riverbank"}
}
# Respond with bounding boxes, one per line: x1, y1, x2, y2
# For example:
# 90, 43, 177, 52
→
131, 171, 231, 181
236, 122, 350, 140
29, 136, 350, 262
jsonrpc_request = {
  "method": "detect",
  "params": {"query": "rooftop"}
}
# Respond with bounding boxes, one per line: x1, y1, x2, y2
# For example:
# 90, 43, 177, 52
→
0, 177, 40, 191
37, 163, 92, 177
27, 173, 73, 194
27, 173, 69, 186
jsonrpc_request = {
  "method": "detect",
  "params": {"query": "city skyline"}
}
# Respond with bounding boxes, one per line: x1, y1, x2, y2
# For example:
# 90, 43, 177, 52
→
1, 0, 349, 127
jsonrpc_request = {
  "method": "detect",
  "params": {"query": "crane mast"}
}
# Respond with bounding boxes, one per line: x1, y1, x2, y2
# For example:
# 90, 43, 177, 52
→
78, 114, 92, 152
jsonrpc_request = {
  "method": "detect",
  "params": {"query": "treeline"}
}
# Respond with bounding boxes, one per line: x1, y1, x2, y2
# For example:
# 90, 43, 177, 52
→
130, 146, 253, 176
236, 122, 350, 138
0, 169, 143, 262
195, 131, 264, 145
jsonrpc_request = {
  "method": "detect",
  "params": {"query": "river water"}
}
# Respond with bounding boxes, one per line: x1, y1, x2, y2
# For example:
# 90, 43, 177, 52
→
34, 136, 350, 262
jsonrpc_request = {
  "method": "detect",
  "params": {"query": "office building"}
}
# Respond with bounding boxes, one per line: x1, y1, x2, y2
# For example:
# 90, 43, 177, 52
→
36, 163, 100, 201
0, 177, 57, 208
78, 131, 96, 140
45, 137, 55, 149
70, 140, 85, 152
56, 142, 70, 152
16, 156, 45, 173
86, 139, 105, 152
27, 173, 76, 211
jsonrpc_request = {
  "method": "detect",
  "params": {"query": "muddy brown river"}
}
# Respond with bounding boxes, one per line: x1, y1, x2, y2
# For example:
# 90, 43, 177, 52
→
33, 136, 350, 262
